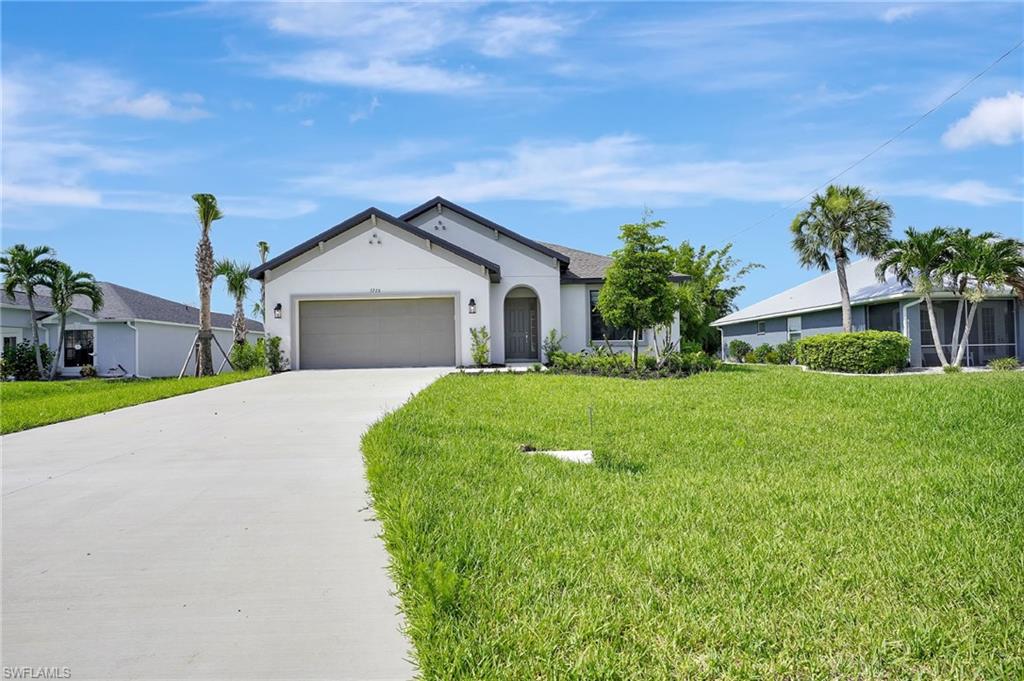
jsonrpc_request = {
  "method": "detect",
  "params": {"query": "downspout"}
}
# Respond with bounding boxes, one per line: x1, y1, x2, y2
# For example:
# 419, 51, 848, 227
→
126, 320, 142, 378
718, 327, 725, 361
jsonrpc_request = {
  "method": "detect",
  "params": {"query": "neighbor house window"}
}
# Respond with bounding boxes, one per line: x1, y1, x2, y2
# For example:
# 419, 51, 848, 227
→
3, 336, 18, 352
787, 316, 802, 341
589, 290, 633, 342
756, 321, 766, 335
63, 329, 95, 368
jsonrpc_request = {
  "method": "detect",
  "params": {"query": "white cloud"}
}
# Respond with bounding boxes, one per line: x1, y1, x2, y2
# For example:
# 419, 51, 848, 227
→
886, 179, 1023, 206
881, 5, 922, 23
2, 183, 102, 208
269, 51, 484, 93
291, 134, 833, 209
942, 92, 1024, 149
299, 118, 315, 127
3, 59, 209, 122
479, 14, 567, 58
349, 95, 381, 123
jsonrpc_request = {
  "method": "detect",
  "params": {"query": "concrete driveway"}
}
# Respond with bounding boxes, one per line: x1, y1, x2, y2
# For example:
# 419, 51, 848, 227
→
2, 368, 448, 680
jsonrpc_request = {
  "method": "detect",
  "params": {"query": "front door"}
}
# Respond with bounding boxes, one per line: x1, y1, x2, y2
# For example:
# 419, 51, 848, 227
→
504, 297, 538, 361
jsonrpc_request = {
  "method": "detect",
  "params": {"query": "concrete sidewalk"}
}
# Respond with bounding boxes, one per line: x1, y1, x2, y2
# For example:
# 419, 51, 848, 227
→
2, 368, 447, 680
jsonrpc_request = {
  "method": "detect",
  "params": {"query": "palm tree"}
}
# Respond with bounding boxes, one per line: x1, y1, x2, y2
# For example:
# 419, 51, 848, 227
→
42, 261, 104, 380
940, 228, 997, 360
791, 185, 893, 332
1, 244, 59, 378
943, 234, 1024, 367
192, 193, 223, 375
254, 241, 269, 320
215, 259, 252, 346
874, 227, 953, 366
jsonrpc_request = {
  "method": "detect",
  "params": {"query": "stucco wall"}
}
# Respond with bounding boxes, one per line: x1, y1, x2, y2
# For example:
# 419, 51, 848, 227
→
407, 208, 563, 364
718, 305, 867, 358
136, 322, 238, 377
263, 216, 491, 368
1, 307, 39, 347
95, 322, 137, 375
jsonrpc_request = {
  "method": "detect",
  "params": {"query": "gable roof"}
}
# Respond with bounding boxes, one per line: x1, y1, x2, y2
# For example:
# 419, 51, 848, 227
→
249, 207, 501, 282
711, 258, 911, 326
401, 197, 570, 265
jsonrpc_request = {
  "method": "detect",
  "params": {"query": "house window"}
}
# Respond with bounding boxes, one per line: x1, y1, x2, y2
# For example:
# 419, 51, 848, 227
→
63, 329, 95, 368
3, 336, 18, 352
787, 316, 802, 341
589, 290, 633, 342
756, 321, 766, 335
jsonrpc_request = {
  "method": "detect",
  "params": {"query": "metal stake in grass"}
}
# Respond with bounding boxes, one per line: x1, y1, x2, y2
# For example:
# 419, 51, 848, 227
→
588, 404, 594, 455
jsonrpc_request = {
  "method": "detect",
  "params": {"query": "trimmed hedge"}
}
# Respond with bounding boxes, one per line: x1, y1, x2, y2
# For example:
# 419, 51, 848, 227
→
796, 331, 910, 374
549, 348, 718, 379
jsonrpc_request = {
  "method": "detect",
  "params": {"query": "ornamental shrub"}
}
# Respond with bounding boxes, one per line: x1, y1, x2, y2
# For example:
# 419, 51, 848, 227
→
988, 357, 1019, 371
79, 364, 97, 378
541, 329, 565, 364
469, 326, 491, 367
775, 340, 797, 365
231, 341, 266, 371
259, 336, 287, 373
728, 339, 752, 362
1, 340, 55, 381
942, 364, 962, 374
796, 331, 909, 374
549, 348, 717, 379
749, 343, 774, 363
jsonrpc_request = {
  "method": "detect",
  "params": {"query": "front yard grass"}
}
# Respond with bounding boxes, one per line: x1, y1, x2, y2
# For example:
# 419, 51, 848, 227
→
363, 365, 1023, 679
0, 369, 268, 434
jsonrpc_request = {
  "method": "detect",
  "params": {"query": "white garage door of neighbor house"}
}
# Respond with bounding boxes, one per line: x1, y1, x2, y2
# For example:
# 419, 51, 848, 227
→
299, 298, 456, 369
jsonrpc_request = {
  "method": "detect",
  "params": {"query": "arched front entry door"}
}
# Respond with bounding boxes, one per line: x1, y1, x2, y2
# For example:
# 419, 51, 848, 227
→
504, 288, 539, 361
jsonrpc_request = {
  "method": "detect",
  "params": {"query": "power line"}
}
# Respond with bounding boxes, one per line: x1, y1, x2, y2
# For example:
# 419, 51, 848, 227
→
719, 38, 1024, 245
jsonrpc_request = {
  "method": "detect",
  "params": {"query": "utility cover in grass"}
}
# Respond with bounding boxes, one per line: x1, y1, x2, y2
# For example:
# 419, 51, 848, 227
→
527, 449, 593, 464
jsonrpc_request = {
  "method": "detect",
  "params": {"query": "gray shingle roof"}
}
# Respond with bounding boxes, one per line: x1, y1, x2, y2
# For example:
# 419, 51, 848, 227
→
2, 282, 263, 331
540, 242, 614, 282
711, 258, 911, 326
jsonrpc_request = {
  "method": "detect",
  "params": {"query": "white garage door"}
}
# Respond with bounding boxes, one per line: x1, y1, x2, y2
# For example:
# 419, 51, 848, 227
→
299, 298, 455, 369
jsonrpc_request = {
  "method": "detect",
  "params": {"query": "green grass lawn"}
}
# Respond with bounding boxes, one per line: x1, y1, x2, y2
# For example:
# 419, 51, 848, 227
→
362, 366, 1024, 679
0, 369, 268, 434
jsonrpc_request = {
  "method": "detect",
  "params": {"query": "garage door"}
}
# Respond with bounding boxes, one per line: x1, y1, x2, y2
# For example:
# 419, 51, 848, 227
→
299, 298, 455, 369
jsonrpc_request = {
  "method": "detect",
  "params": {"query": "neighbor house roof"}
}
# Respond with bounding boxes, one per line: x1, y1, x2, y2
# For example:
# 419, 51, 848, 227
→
250, 207, 502, 282
3, 283, 263, 331
541, 242, 690, 284
711, 258, 912, 326
401, 197, 571, 265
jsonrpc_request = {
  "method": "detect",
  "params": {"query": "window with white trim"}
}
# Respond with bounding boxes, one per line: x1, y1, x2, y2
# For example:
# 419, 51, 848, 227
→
756, 321, 766, 335
787, 316, 802, 341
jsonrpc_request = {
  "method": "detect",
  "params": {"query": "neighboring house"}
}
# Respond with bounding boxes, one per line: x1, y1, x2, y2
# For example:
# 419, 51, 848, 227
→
251, 197, 685, 369
1, 282, 263, 377
711, 257, 1024, 368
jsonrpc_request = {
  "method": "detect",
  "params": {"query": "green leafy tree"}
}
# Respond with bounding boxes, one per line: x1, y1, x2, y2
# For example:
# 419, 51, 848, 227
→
942, 234, 1024, 367
1, 244, 59, 378
791, 185, 892, 332
192, 193, 223, 375
673, 241, 762, 354
875, 227, 956, 366
214, 258, 253, 346
41, 261, 104, 380
597, 211, 677, 368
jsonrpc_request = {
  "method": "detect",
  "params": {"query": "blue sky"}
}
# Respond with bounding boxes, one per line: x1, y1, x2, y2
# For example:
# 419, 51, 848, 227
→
3, 2, 1022, 314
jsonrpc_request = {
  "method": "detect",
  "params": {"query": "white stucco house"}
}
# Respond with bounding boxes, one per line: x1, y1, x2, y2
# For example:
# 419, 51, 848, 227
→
251, 197, 685, 369
1, 282, 263, 377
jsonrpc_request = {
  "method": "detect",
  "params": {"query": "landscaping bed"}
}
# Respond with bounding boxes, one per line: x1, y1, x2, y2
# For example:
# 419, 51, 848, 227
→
0, 369, 268, 434
363, 366, 1024, 678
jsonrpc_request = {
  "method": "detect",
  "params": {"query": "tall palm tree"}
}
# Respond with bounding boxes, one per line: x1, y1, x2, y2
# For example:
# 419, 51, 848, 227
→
1, 244, 59, 378
791, 185, 893, 332
940, 228, 997, 359
215, 259, 252, 346
42, 261, 104, 380
254, 241, 269, 320
192, 193, 223, 375
944, 235, 1024, 367
875, 227, 953, 366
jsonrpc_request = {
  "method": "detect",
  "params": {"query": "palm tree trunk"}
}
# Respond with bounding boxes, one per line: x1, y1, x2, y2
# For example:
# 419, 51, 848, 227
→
835, 255, 853, 332
196, 234, 215, 376
631, 328, 639, 368
949, 297, 965, 360
233, 297, 246, 345
923, 294, 948, 367
49, 313, 67, 381
26, 295, 46, 379
952, 298, 979, 367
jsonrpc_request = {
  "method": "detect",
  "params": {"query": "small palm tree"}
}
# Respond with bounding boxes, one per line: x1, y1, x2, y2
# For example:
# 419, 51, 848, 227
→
254, 241, 269, 320
1, 244, 59, 378
791, 185, 893, 332
42, 261, 104, 380
875, 227, 953, 366
215, 259, 252, 346
944, 235, 1024, 366
192, 193, 223, 375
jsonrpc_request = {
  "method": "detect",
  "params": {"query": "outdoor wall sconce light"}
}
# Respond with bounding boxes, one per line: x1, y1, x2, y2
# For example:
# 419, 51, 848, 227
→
468, 298, 477, 314
273, 303, 282, 319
